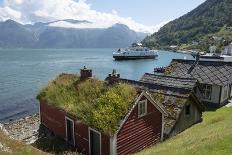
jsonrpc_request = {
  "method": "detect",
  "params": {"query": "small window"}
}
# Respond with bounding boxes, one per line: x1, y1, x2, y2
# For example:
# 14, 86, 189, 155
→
185, 105, 191, 116
224, 85, 228, 100
202, 84, 212, 100
138, 100, 147, 117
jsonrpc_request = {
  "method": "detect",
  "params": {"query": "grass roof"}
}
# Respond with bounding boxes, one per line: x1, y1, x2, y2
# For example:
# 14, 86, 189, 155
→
37, 73, 137, 135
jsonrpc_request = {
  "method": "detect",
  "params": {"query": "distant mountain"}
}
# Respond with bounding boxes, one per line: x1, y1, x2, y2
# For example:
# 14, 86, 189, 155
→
142, 0, 232, 48
0, 20, 148, 48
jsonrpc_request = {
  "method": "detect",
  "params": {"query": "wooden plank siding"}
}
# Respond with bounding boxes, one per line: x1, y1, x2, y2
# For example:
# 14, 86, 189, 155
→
40, 101, 66, 139
40, 102, 110, 155
116, 96, 162, 155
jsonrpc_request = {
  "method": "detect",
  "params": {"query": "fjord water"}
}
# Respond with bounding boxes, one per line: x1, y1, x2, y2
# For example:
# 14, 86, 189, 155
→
0, 49, 192, 122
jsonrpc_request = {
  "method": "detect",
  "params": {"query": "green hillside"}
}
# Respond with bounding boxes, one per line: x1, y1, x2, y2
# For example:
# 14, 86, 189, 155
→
137, 106, 232, 155
0, 130, 47, 155
142, 0, 232, 49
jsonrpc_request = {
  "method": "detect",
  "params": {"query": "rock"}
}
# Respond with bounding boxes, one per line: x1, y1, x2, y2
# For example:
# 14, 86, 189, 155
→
3, 113, 40, 144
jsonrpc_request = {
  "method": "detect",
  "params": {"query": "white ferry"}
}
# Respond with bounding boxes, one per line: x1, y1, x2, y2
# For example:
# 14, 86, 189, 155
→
113, 43, 158, 60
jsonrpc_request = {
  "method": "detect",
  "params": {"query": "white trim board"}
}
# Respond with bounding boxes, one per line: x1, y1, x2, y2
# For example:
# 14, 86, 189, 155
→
65, 116, 75, 146
138, 99, 148, 118
88, 127, 102, 155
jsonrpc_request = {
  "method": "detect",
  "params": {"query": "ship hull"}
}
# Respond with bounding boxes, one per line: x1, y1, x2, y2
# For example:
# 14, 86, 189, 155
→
113, 55, 158, 60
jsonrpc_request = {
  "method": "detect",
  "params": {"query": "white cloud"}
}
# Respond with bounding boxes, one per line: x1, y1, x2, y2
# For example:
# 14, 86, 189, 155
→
0, 0, 168, 33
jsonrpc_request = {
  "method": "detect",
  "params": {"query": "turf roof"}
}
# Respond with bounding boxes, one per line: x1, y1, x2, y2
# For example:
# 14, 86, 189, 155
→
37, 73, 138, 135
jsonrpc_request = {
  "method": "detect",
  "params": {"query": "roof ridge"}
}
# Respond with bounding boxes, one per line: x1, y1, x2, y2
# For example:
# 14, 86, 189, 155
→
172, 59, 232, 64
119, 78, 194, 95
143, 73, 197, 81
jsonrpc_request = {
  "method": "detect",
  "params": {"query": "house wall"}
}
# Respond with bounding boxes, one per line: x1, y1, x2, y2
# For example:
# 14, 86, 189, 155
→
116, 96, 162, 155
170, 97, 202, 137
40, 102, 66, 138
230, 85, 232, 97
195, 84, 221, 106
40, 102, 110, 155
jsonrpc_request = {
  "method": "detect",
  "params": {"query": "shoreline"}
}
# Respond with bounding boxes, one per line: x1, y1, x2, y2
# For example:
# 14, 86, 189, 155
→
0, 113, 40, 144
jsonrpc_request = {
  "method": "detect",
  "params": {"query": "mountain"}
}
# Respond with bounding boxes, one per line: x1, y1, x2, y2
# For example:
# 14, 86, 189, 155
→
0, 20, 36, 48
0, 20, 148, 48
142, 0, 232, 49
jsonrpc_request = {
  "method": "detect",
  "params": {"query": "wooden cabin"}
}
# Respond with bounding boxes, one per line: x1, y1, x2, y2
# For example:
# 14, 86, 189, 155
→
165, 59, 232, 108
122, 73, 203, 138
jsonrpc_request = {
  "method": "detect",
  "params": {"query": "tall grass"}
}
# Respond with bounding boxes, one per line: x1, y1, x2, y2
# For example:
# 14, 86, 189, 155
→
37, 74, 137, 134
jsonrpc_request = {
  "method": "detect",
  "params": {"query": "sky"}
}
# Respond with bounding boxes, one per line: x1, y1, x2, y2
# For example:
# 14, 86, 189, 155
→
0, 0, 206, 33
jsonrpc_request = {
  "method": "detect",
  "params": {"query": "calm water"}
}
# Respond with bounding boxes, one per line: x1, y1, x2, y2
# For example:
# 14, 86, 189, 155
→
0, 49, 192, 122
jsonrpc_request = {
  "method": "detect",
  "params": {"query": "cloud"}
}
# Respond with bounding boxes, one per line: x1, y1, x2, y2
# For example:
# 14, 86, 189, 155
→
0, 0, 168, 33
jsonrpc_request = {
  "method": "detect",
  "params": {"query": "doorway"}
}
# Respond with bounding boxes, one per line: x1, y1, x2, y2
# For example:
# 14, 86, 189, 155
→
89, 128, 101, 155
65, 117, 75, 145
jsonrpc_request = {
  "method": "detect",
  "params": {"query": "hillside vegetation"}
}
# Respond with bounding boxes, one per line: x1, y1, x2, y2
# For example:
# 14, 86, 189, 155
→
137, 106, 232, 155
142, 0, 232, 50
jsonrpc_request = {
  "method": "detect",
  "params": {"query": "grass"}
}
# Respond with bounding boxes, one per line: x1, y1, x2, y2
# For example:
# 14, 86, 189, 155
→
0, 130, 48, 155
137, 106, 232, 155
37, 73, 137, 134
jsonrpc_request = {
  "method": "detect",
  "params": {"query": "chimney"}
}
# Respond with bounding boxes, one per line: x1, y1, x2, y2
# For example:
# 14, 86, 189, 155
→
80, 66, 92, 80
106, 69, 120, 85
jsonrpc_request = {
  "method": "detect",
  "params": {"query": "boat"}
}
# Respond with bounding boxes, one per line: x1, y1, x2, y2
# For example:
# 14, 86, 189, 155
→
113, 43, 158, 60
200, 53, 232, 62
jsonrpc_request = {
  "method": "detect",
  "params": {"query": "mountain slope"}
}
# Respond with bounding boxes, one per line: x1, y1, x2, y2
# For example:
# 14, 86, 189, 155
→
142, 0, 232, 48
0, 20, 147, 48
0, 20, 37, 48
137, 107, 232, 155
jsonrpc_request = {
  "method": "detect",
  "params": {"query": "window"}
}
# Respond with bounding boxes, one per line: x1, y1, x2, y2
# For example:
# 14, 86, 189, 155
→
202, 84, 212, 100
185, 105, 191, 116
224, 85, 228, 100
138, 100, 147, 117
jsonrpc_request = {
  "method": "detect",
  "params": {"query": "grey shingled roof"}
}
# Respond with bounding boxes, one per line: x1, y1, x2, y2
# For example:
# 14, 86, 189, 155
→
119, 77, 202, 136
166, 59, 232, 86
140, 73, 197, 91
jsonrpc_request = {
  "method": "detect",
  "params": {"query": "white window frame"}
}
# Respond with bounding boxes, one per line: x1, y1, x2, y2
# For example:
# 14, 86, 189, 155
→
65, 116, 75, 146
89, 127, 102, 155
202, 84, 212, 100
138, 100, 147, 118
223, 85, 228, 100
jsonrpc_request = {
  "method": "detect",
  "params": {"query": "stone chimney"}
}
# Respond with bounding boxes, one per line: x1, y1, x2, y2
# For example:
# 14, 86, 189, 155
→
106, 69, 120, 85
80, 66, 92, 80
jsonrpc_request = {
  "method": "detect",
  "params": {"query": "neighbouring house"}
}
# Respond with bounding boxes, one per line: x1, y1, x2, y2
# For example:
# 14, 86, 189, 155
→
138, 73, 203, 137
209, 45, 217, 53
222, 43, 232, 56
37, 68, 203, 155
165, 59, 232, 108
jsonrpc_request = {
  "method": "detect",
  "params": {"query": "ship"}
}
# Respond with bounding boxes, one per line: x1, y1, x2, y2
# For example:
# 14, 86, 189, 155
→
113, 43, 158, 60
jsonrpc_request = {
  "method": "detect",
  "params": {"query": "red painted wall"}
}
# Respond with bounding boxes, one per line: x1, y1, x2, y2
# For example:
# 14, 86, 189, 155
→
40, 102, 110, 155
117, 96, 162, 155
40, 102, 66, 138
